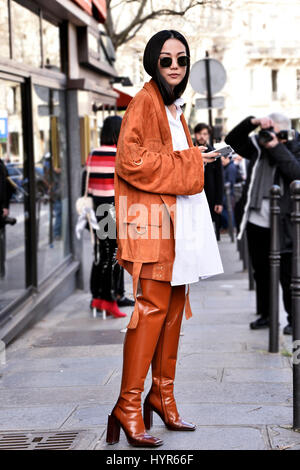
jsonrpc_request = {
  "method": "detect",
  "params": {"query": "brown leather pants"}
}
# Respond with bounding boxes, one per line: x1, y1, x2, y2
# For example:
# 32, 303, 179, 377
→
109, 278, 191, 445
144, 282, 195, 431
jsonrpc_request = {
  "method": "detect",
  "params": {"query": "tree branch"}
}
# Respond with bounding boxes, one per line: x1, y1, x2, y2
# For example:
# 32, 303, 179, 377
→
105, 0, 214, 50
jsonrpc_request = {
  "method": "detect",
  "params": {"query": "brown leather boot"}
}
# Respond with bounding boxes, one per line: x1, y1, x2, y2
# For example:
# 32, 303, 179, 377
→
106, 279, 172, 447
143, 284, 196, 431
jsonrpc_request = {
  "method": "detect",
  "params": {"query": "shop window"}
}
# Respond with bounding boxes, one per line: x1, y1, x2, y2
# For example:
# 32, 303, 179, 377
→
78, 26, 115, 71
100, 32, 115, 65
0, 79, 26, 307
32, 85, 70, 283
12, 0, 41, 68
0, 1, 62, 72
43, 18, 61, 71
0, 0, 10, 59
88, 32, 100, 60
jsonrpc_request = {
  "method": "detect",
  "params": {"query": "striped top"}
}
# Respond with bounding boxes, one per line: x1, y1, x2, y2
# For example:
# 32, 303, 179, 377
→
84, 145, 117, 207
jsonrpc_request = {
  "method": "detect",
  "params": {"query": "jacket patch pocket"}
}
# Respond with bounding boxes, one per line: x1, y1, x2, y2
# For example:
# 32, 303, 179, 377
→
120, 219, 161, 263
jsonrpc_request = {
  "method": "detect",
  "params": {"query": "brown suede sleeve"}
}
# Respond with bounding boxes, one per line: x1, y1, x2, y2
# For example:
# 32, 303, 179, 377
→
115, 93, 204, 196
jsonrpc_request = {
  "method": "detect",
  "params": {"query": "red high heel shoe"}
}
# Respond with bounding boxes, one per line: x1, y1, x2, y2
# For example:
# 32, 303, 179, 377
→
91, 298, 113, 316
101, 300, 127, 318
91, 298, 104, 310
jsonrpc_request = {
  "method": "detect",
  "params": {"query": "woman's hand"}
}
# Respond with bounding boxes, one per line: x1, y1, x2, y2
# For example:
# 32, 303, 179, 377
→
214, 205, 223, 214
202, 150, 220, 164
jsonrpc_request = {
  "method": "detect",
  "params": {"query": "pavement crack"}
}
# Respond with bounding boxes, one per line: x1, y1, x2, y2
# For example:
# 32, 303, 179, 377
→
59, 404, 79, 428
247, 406, 262, 413
103, 368, 117, 385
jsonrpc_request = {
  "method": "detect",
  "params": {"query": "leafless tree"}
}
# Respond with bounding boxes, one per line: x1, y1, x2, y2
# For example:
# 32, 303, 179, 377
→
105, 0, 224, 50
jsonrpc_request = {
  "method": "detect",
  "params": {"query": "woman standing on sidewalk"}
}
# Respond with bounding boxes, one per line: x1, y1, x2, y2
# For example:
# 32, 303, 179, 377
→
106, 30, 223, 447
84, 116, 133, 318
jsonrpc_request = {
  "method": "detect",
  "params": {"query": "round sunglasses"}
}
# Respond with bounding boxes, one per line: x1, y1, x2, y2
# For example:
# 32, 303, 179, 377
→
159, 56, 189, 68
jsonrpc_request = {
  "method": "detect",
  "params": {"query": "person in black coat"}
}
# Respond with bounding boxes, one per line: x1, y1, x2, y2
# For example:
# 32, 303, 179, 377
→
220, 155, 239, 229
225, 113, 300, 334
194, 123, 224, 240
0, 159, 15, 228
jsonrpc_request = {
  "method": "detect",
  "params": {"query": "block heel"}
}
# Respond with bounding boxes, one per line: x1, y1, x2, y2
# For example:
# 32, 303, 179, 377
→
106, 413, 121, 444
143, 399, 153, 430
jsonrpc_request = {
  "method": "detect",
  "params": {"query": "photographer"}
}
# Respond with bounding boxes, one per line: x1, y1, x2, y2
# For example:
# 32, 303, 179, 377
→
225, 114, 300, 334
194, 123, 224, 240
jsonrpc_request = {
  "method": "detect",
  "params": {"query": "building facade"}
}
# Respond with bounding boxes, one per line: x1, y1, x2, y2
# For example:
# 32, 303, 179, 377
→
112, 0, 300, 136
0, 0, 118, 343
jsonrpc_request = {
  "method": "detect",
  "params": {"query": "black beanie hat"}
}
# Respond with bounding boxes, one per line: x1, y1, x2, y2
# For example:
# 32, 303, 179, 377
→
143, 30, 190, 105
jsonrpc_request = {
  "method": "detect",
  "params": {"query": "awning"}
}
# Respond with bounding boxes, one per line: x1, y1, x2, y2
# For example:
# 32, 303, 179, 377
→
73, 0, 92, 16
113, 84, 140, 110
72, 0, 107, 21
93, 0, 107, 21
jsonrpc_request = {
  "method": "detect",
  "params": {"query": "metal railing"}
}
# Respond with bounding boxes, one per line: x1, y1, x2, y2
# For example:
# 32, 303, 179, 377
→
269, 185, 281, 353
291, 180, 300, 430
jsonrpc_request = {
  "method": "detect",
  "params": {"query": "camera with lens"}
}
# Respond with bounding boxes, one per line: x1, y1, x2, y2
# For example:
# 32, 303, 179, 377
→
0, 216, 17, 228
258, 127, 295, 145
3, 216, 17, 226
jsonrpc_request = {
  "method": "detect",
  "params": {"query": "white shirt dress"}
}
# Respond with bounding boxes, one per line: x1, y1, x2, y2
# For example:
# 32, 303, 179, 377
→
165, 98, 224, 286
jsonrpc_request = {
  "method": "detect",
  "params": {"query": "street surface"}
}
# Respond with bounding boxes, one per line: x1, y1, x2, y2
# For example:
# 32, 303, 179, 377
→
0, 233, 298, 450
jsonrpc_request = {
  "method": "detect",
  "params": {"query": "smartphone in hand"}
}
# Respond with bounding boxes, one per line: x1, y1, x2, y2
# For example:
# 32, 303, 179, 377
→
214, 145, 234, 158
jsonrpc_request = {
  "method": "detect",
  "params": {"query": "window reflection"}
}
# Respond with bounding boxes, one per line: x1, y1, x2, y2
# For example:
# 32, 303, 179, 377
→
0, 0, 10, 58
0, 79, 26, 306
32, 85, 70, 283
43, 18, 61, 71
89, 32, 100, 60
12, 1, 41, 68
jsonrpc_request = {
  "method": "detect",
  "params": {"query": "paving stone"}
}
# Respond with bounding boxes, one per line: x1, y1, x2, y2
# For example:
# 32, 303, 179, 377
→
107, 367, 221, 387
267, 425, 300, 450
0, 405, 75, 431
180, 324, 270, 343
61, 404, 110, 428
54, 316, 130, 331
96, 425, 268, 450
7, 344, 124, 361
60, 402, 292, 428
168, 404, 292, 426
32, 330, 126, 348
177, 351, 286, 369
184, 313, 255, 326
171, 382, 292, 405
0, 368, 116, 389
0, 385, 119, 407
179, 340, 246, 354
3, 355, 122, 373
223, 368, 292, 383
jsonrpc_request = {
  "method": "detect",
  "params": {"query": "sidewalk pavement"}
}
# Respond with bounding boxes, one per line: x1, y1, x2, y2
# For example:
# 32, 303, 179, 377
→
0, 234, 299, 450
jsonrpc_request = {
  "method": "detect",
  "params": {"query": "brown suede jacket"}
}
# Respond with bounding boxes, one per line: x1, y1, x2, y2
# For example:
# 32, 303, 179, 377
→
114, 79, 204, 328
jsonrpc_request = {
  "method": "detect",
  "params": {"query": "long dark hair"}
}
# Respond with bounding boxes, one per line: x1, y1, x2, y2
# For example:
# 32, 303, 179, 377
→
100, 115, 122, 145
143, 30, 190, 106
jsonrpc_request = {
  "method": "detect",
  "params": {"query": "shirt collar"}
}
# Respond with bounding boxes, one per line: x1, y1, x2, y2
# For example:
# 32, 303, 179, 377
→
174, 97, 184, 109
